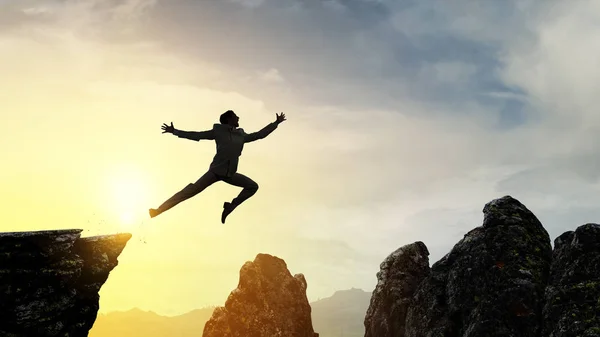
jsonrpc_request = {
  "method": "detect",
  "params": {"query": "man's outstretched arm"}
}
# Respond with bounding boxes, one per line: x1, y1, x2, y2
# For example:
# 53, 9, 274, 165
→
243, 112, 286, 143
162, 122, 214, 141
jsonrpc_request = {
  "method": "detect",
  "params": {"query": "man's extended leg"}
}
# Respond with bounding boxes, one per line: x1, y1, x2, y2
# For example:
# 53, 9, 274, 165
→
220, 173, 259, 223
149, 171, 220, 218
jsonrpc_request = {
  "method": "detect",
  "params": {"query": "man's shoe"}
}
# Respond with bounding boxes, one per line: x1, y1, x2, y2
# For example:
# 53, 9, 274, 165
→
149, 208, 160, 218
221, 202, 235, 224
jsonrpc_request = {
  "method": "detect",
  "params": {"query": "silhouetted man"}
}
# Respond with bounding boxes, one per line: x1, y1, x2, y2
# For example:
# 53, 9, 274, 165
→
149, 110, 286, 223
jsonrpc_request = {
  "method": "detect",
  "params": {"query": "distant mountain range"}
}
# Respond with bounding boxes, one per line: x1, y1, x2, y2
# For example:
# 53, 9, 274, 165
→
89, 288, 372, 337
89, 307, 217, 337
311, 288, 372, 337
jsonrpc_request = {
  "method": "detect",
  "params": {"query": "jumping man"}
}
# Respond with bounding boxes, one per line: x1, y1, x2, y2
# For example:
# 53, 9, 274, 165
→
149, 110, 287, 223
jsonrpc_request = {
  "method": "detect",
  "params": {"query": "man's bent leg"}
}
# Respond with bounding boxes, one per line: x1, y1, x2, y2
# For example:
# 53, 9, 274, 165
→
222, 173, 259, 208
219, 173, 259, 223
150, 171, 220, 218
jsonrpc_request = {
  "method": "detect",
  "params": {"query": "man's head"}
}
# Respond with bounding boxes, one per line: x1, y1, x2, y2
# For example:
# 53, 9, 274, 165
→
220, 110, 239, 127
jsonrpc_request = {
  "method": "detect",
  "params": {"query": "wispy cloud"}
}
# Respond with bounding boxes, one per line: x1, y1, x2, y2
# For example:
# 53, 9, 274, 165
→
258, 68, 285, 83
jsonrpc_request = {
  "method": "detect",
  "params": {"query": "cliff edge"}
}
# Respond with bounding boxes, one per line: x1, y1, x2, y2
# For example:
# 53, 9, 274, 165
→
0, 229, 131, 336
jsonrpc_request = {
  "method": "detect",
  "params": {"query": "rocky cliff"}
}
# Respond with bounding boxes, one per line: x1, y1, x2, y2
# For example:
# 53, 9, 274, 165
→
365, 196, 600, 337
0, 229, 131, 336
364, 242, 430, 337
542, 223, 600, 336
202, 253, 319, 337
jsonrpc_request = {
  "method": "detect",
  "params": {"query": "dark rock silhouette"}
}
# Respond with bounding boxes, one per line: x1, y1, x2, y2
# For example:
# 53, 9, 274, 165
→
0, 229, 131, 336
542, 223, 600, 337
364, 242, 430, 337
366, 195, 600, 337
406, 195, 553, 337
202, 253, 319, 337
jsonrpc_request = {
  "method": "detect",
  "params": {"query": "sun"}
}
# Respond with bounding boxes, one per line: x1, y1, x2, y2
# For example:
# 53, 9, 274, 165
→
108, 165, 149, 228
119, 210, 136, 226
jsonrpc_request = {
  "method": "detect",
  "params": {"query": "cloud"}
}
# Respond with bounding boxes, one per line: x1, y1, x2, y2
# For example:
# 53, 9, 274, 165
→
500, 1, 600, 127
21, 6, 52, 16
0, 0, 159, 42
112, 0, 157, 19
127, 0, 538, 127
258, 68, 285, 83
228, 0, 266, 8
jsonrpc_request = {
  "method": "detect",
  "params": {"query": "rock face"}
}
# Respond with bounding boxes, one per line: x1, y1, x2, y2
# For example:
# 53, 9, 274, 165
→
364, 241, 430, 337
366, 196, 600, 337
542, 223, 600, 337
202, 253, 319, 337
406, 196, 553, 337
0, 229, 131, 336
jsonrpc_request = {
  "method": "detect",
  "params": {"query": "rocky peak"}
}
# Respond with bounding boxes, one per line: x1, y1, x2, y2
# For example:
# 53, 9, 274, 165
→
364, 241, 430, 337
365, 195, 600, 337
405, 196, 553, 337
543, 223, 600, 336
202, 253, 319, 337
0, 229, 131, 336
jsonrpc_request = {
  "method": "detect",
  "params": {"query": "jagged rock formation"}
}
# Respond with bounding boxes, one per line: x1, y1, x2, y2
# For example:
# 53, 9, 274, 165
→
0, 229, 131, 336
365, 195, 600, 337
364, 242, 430, 337
405, 196, 553, 337
202, 253, 319, 337
542, 223, 600, 337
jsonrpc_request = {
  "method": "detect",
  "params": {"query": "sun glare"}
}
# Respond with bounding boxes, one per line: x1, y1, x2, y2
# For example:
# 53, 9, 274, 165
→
120, 210, 136, 226
108, 165, 149, 228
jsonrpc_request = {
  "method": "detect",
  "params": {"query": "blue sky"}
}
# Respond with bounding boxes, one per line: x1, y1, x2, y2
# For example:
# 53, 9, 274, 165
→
3, 0, 600, 315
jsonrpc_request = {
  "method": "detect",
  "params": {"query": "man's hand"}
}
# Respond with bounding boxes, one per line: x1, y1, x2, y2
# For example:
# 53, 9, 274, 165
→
275, 112, 286, 124
161, 122, 175, 134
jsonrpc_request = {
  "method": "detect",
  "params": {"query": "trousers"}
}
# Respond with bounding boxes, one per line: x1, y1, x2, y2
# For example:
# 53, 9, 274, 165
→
155, 170, 259, 215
